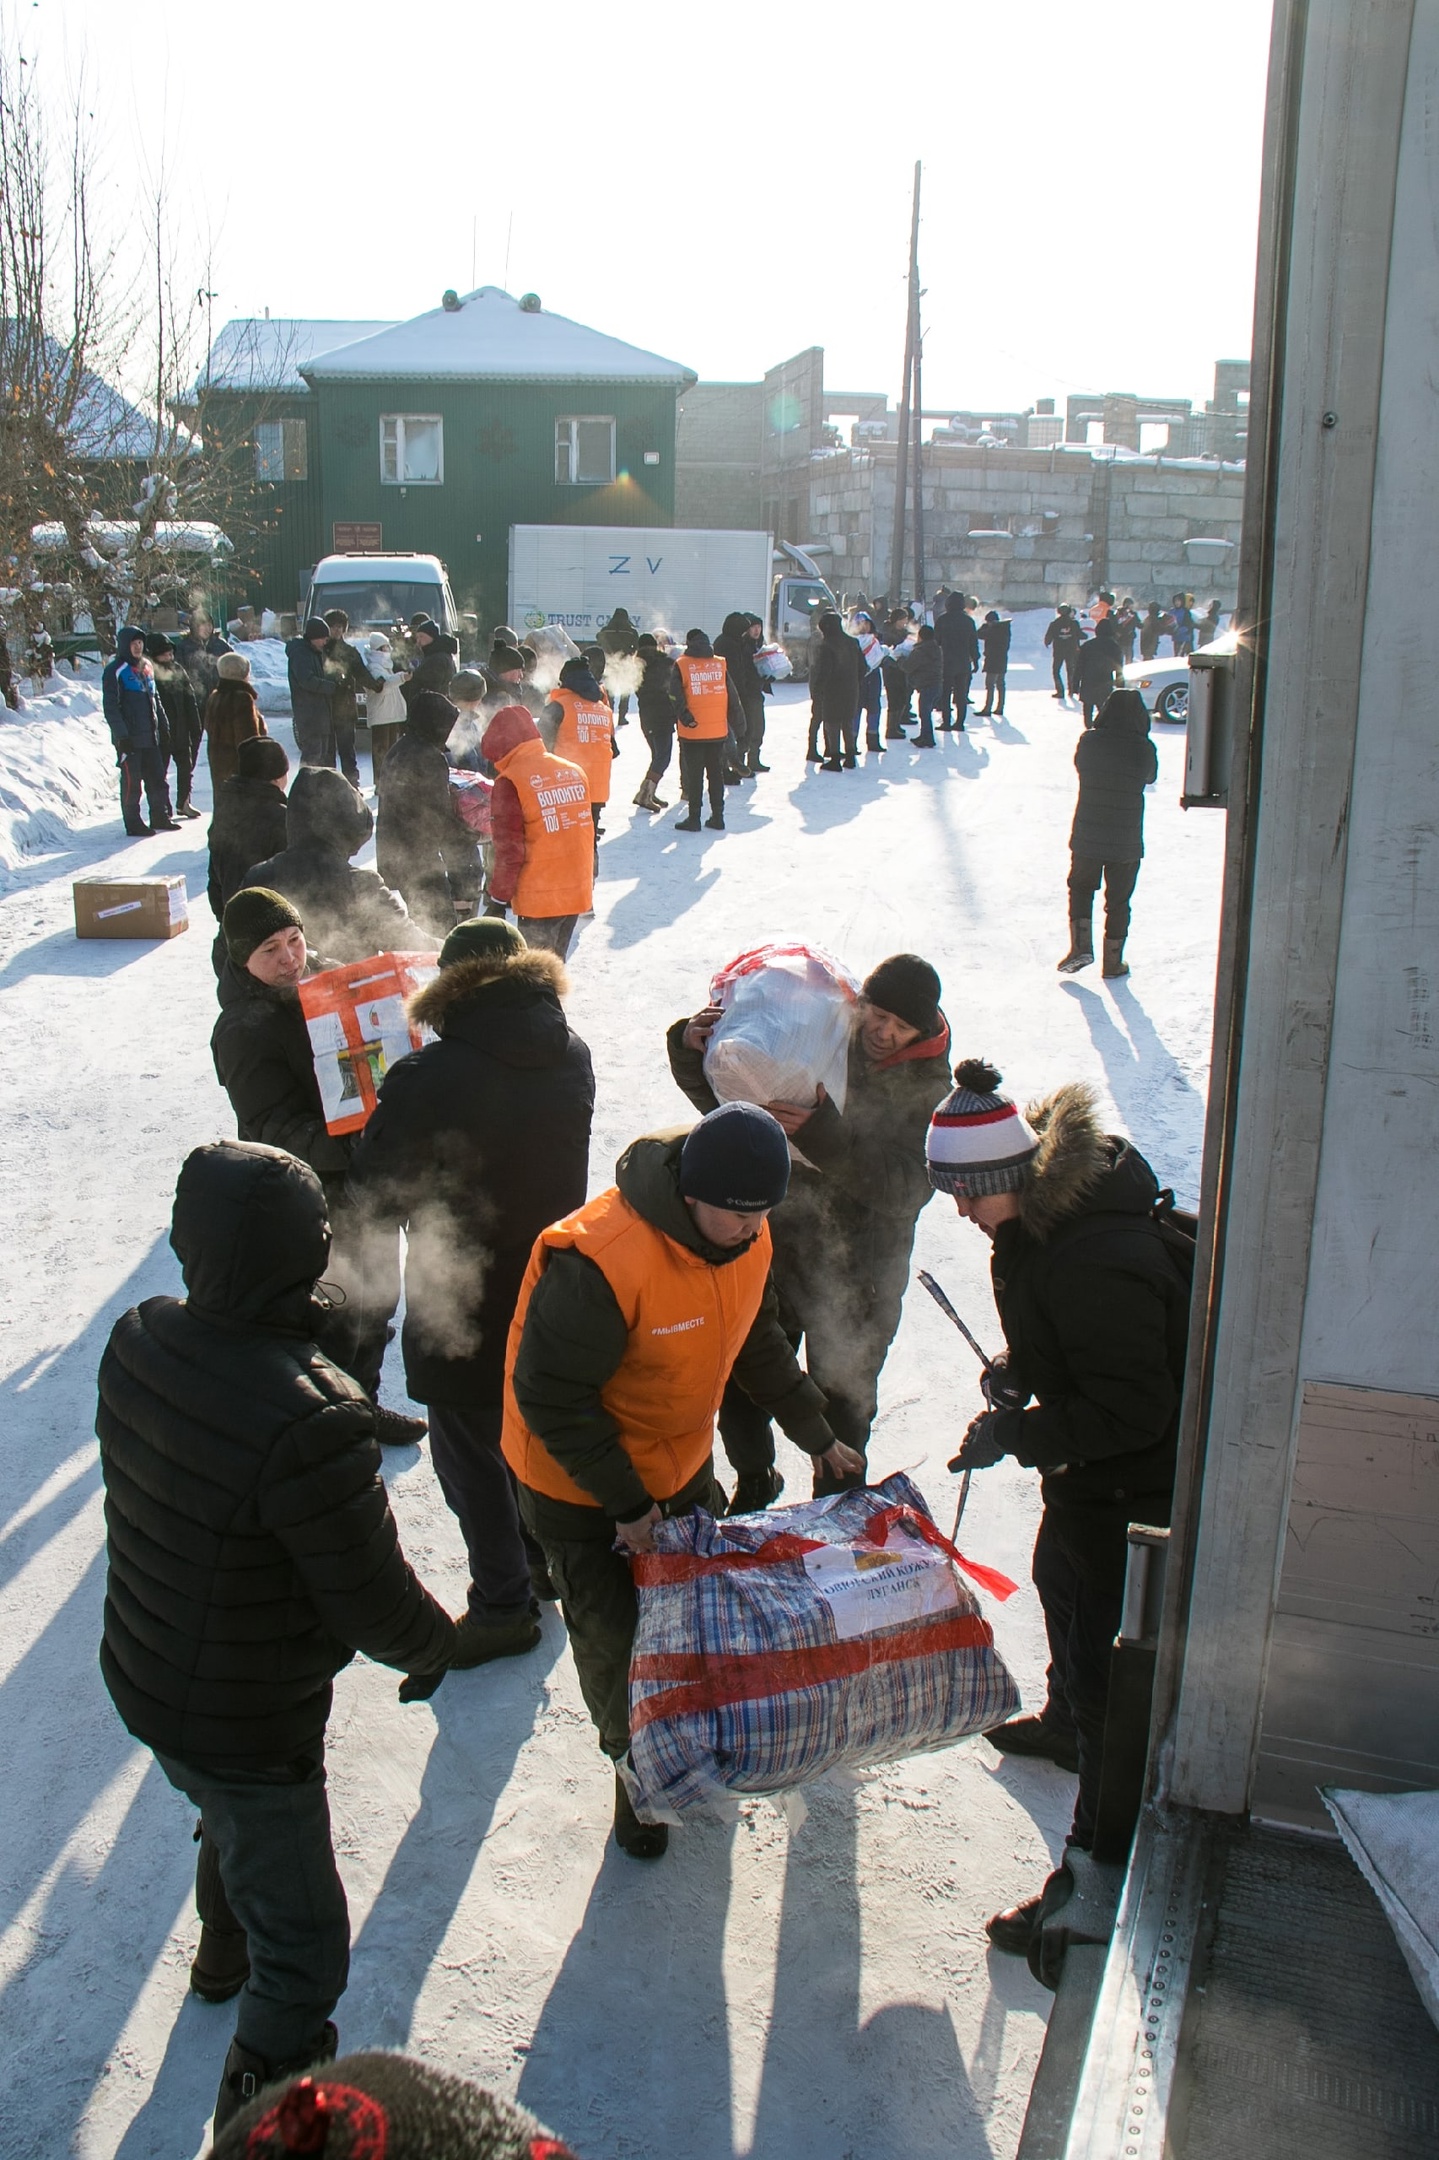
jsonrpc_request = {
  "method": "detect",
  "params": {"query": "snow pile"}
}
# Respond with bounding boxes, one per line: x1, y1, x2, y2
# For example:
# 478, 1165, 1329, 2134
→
0, 670, 117, 883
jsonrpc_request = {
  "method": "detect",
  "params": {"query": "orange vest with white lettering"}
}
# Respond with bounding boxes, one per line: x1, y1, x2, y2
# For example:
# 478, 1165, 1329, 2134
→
551, 686, 615, 804
676, 654, 730, 741
501, 1186, 772, 1508
497, 737, 595, 919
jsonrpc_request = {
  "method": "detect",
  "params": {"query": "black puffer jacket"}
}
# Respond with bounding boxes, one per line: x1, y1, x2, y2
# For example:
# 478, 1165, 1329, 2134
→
936, 597, 981, 671
98, 1141, 454, 1767
809, 616, 865, 729
247, 767, 417, 962
211, 957, 352, 1192
1069, 689, 1159, 859
1075, 631, 1122, 703
401, 635, 460, 706
985, 1084, 1189, 1528
346, 947, 595, 1405
715, 612, 765, 721
376, 693, 481, 939
635, 645, 688, 727
667, 1011, 952, 1352
207, 774, 289, 921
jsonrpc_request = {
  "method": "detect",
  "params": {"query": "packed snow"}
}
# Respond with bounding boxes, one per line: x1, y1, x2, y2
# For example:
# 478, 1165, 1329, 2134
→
0, 610, 1223, 2159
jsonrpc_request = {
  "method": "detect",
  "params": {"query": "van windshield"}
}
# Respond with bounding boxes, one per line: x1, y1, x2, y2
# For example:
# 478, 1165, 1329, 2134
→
309, 581, 445, 630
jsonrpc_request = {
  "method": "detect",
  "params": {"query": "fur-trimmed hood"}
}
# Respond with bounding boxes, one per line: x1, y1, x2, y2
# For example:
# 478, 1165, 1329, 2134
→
1017, 1081, 1158, 1241
408, 947, 567, 1037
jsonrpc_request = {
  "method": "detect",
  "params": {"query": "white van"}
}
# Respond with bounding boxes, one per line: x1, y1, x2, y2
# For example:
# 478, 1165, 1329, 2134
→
302, 552, 460, 635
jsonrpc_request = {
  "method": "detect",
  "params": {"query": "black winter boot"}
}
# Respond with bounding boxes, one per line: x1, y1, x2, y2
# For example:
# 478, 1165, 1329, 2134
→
1102, 938, 1129, 978
728, 1466, 785, 1515
450, 1609, 541, 1668
983, 1714, 1080, 1774
373, 1405, 427, 1448
1057, 917, 1094, 974
614, 1768, 668, 1860
212, 2021, 338, 2136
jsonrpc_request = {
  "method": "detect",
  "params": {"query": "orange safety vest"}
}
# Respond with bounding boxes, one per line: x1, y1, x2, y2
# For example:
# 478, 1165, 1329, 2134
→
676, 654, 730, 741
498, 737, 595, 919
502, 1186, 772, 1508
550, 686, 616, 805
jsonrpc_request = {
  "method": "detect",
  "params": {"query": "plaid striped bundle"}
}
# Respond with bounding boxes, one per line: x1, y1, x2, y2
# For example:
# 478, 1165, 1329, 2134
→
627, 1472, 1019, 1818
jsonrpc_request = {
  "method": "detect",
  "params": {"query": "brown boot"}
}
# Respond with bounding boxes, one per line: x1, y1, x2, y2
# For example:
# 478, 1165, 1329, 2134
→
1102, 938, 1129, 978
1057, 917, 1094, 974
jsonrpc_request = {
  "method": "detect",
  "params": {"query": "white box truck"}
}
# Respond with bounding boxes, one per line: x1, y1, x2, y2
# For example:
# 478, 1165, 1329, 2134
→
507, 526, 837, 678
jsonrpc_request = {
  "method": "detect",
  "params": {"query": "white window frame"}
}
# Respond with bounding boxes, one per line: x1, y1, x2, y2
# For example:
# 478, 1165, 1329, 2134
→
555, 415, 616, 486
380, 413, 444, 487
255, 417, 308, 483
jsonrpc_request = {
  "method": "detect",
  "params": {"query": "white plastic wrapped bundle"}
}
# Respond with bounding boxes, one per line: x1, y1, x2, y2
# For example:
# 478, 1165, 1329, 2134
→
754, 642, 793, 681
703, 942, 860, 1119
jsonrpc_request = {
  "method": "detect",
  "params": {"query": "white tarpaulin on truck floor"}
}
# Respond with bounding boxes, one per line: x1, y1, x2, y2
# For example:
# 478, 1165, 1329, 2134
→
1323, 1785, 1439, 2030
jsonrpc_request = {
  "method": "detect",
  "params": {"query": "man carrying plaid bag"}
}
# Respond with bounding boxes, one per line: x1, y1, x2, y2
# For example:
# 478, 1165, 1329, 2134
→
501, 1103, 863, 1858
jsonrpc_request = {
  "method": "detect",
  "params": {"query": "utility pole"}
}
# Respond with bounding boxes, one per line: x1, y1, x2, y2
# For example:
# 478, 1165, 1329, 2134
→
889, 161, 921, 602
912, 277, 926, 611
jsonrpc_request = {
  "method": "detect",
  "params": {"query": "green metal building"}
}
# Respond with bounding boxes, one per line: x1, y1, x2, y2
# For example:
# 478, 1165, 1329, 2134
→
199, 290, 696, 631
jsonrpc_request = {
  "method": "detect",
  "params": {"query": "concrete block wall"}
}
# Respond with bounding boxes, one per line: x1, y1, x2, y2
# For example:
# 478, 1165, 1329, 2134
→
673, 382, 764, 529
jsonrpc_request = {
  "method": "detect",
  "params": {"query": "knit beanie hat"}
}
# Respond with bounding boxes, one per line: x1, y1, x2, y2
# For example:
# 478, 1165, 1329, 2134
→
926, 1058, 1040, 1198
862, 953, 942, 1039
146, 631, 177, 659
207, 2050, 579, 2159
679, 1102, 791, 1214
236, 735, 290, 782
222, 886, 304, 965
488, 645, 524, 674
304, 617, 332, 644
217, 652, 252, 682
439, 917, 526, 969
451, 669, 489, 703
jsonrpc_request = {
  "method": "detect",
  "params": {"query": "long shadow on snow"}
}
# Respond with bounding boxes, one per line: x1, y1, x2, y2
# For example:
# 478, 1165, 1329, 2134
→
519, 1811, 739, 2157
597, 813, 723, 952
1060, 978, 1206, 1190
341, 1623, 567, 2048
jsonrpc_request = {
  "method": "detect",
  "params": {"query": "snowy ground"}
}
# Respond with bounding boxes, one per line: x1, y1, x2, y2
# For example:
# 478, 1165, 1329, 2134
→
0, 613, 1224, 2160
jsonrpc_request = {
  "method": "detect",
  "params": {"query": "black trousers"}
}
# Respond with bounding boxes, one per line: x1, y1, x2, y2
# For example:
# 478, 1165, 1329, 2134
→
170, 716, 203, 807
639, 713, 674, 784
679, 738, 726, 819
979, 666, 1007, 715
1052, 651, 1079, 697
717, 1306, 891, 1485
156, 1748, 348, 2065
859, 670, 883, 746
426, 1401, 537, 1620
821, 708, 859, 761
1030, 1510, 1128, 1850
739, 696, 766, 769
882, 661, 912, 734
119, 748, 172, 833
913, 687, 940, 745
1068, 854, 1140, 941
517, 913, 579, 959
519, 1472, 728, 1758
940, 662, 972, 725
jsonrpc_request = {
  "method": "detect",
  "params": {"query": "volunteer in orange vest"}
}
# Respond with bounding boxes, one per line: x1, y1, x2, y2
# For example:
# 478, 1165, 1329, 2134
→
501, 1103, 863, 1858
544, 654, 616, 856
673, 628, 743, 834
479, 705, 594, 962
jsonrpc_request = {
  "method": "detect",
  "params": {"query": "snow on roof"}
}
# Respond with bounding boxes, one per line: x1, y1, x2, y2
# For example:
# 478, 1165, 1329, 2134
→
198, 319, 399, 394
0, 321, 164, 460
302, 286, 696, 387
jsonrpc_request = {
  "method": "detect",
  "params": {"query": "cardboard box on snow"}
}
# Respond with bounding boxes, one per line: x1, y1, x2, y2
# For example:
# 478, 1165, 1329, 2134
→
298, 952, 438, 1135
74, 876, 189, 940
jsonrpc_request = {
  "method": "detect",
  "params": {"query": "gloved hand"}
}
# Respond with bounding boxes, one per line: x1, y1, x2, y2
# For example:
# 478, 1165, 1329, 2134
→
981, 1353, 1027, 1413
678, 712, 698, 729
398, 1666, 448, 1704
947, 1410, 1013, 1474
482, 901, 507, 918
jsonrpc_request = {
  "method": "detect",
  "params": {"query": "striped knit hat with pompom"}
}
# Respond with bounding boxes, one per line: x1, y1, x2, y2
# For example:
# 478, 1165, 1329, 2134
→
926, 1058, 1040, 1198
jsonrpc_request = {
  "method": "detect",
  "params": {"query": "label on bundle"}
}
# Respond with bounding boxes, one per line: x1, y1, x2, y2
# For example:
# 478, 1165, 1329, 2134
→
802, 1535, 960, 1641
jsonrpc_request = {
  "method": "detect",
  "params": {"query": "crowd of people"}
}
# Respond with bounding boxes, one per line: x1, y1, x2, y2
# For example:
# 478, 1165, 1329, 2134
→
85, 577, 1200, 2137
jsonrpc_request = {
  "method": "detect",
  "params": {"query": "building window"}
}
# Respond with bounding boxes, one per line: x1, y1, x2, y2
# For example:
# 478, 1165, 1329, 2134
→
254, 418, 308, 482
555, 416, 616, 486
380, 414, 443, 486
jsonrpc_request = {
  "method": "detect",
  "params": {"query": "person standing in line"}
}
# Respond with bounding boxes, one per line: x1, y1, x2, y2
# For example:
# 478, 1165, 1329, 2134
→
1197, 599, 1223, 646
177, 609, 234, 710
673, 629, 737, 830
102, 625, 179, 836
977, 611, 1012, 717
1057, 687, 1158, 978
849, 610, 886, 750
400, 616, 460, 704
363, 631, 410, 775
926, 1061, 1187, 1962
810, 610, 865, 771
479, 704, 594, 959
321, 610, 385, 789
715, 609, 767, 778
148, 632, 205, 819
205, 652, 269, 790
1168, 593, 1196, 656
346, 918, 595, 1668
631, 632, 687, 812
245, 766, 418, 964
1113, 598, 1140, 663
902, 622, 944, 745
1138, 602, 1166, 659
597, 606, 639, 723
880, 606, 916, 738
375, 691, 482, 940
1044, 605, 1084, 702
97, 1139, 456, 2133
287, 618, 338, 770
501, 1104, 856, 1858
668, 953, 952, 1507
207, 737, 291, 965
1075, 618, 1123, 729
545, 653, 617, 855
936, 591, 980, 729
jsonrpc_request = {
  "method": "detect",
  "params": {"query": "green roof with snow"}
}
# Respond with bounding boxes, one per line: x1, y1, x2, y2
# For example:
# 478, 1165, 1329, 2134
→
300, 287, 696, 388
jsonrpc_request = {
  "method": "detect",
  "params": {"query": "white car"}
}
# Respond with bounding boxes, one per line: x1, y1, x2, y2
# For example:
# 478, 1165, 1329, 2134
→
1125, 630, 1237, 724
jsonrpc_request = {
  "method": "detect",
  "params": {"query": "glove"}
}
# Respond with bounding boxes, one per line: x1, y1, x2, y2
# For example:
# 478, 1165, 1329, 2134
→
947, 1410, 1013, 1474
678, 712, 698, 729
398, 1666, 447, 1704
981, 1353, 1027, 1413
483, 900, 507, 918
